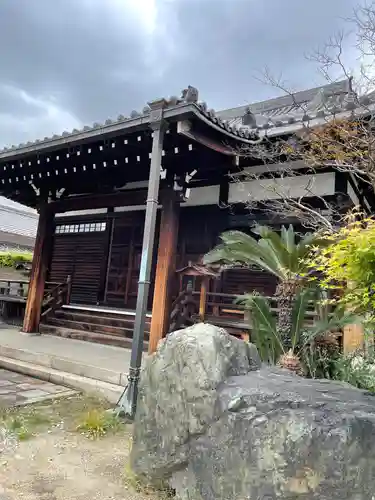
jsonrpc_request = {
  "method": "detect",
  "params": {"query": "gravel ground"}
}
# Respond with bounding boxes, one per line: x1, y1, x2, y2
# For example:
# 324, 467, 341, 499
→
0, 396, 170, 500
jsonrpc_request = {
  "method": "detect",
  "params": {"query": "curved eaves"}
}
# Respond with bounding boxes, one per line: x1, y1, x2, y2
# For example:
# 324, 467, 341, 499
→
191, 102, 261, 145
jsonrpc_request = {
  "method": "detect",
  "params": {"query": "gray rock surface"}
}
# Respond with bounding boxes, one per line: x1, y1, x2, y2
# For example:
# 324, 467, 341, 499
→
131, 323, 375, 500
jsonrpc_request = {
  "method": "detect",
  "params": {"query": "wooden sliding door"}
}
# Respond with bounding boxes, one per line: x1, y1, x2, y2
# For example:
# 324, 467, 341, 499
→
104, 211, 158, 309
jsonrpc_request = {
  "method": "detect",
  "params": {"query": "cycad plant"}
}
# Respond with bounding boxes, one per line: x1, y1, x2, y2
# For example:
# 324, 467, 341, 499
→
204, 225, 327, 347
238, 288, 359, 378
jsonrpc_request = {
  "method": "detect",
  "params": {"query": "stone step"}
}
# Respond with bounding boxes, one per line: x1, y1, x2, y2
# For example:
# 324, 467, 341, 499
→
39, 323, 148, 351
0, 334, 131, 389
47, 317, 141, 339
55, 309, 149, 330
0, 355, 123, 404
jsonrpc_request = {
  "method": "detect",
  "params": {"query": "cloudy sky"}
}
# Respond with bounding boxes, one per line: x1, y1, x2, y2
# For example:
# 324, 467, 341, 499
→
0, 0, 364, 147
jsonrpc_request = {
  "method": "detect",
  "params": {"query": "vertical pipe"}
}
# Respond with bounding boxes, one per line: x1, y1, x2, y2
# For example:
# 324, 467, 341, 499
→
117, 109, 166, 419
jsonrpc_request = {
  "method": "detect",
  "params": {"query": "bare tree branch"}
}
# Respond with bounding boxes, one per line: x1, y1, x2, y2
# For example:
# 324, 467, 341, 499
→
228, 164, 350, 232
230, 4, 375, 232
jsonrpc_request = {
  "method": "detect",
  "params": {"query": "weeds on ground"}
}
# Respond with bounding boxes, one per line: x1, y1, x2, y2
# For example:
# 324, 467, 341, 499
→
5, 416, 32, 441
0, 407, 51, 441
0, 395, 127, 443
76, 408, 123, 439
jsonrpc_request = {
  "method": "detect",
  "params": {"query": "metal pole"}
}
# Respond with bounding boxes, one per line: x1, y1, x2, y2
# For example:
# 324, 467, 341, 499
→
117, 112, 166, 419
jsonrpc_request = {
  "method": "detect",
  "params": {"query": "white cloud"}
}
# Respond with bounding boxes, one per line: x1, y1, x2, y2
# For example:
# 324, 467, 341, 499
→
0, 84, 81, 148
104, 0, 158, 35
106, 0, 178, 80
0, 0, 360, 146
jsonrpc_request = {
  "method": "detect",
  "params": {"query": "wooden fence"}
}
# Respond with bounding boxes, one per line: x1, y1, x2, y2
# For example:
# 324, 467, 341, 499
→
0, 277, 71, 326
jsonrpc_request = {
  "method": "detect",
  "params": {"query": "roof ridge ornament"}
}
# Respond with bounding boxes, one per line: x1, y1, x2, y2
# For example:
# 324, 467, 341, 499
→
343, 76, 358, 110
347, 75, 354, 94
180, 85, 199, 103
167, 86, 199, 107
242, 107, 257, 127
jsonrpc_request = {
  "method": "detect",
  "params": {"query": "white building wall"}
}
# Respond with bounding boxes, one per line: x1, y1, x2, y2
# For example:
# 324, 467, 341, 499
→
57, 208, 107, 218
228, 172, 336, 204
55, 171, 339, 217
181, 185, 220, 207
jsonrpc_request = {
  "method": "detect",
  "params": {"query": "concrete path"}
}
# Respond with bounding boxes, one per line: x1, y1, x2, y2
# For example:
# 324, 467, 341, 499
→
0, 326, 136, 403
0, 368, 75, 407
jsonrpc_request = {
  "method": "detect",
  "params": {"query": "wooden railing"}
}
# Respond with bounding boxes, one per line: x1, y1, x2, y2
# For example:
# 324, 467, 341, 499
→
194, 291, 318, 324
0, 276, 72, 325
41, 276, 72, 319
168, 287, 321, 338
0, 280, 30, 301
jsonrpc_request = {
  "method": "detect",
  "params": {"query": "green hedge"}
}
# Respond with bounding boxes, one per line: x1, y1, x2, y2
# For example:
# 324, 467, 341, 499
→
0, 251, 33, 268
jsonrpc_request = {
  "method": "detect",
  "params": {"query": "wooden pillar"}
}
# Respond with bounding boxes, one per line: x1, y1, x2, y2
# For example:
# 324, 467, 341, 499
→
342, 283, 365, 354
343, 323, 364, 354
149, 190, 180, 353
199, 277, 209, 322
98, 210, 114, 304
22, 204, 54, 333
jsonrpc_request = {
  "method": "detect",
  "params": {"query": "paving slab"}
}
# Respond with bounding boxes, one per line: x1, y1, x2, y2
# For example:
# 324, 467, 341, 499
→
0, 326, 132, 371
0, 325, 134, 374
0, 326, 138, 402
0, 368, 75, 407
0, 326, 134, 386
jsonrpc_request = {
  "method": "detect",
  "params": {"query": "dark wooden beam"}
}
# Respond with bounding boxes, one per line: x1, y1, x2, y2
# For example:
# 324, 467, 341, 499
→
219, 173, 229, 206
97, 211, 114, 303
334, 170, 348, 196
149, 189, 180, 353
22, 204, 54, 333
51, 189, 149, 213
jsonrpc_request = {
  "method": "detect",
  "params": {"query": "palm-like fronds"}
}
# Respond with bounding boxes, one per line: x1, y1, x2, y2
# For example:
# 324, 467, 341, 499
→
204, 230, 286, 278
239, 288, 317, 361
237, 294, 282, 364
240, 288, 362, 377
290, 287, 317, 351
302, 307, 361, 347
204, 225, 326, 280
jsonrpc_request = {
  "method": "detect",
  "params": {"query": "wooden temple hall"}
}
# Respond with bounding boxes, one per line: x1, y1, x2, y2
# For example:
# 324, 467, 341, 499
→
0, 81, 369, 352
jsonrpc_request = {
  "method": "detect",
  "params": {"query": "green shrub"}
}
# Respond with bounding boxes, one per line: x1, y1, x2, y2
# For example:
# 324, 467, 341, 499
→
238, 288, 359, 379
0, 251, 33, 269
333, 353, 375, 392
308, 216, 375, 320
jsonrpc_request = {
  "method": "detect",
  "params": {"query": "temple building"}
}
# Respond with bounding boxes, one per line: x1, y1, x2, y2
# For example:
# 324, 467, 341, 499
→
0, 197, 37, 282
0, 79, 371, 351
0, 197, 37, 252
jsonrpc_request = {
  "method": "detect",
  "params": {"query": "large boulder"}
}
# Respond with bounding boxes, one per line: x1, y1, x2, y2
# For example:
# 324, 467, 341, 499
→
131, 323, 375, 500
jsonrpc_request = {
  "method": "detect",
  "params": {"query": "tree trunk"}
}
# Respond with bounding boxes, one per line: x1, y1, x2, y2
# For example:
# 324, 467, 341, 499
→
275, 279, 298, 350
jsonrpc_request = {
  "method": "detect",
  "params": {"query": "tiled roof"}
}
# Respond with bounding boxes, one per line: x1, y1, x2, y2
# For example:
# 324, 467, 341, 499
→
0, 197, 37, 239
0, 80, 372, 163
0, 196, 37, 215
0, 86, 258, 160
217, 79, 369, 136
218, 80, 348, 119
